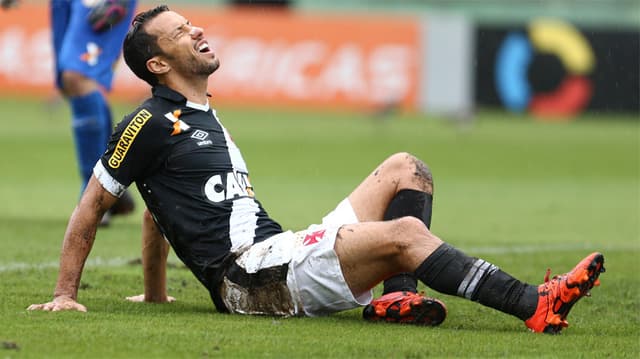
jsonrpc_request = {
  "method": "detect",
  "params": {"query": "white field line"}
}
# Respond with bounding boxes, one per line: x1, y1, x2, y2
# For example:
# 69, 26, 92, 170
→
0, 243, 637, 273
466, 242, 639, 255
0, 257, 131, 273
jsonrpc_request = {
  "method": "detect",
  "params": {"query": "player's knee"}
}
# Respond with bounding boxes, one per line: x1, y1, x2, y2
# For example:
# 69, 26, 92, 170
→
376, 152, 414, 181
385, 152, 432, 178
396, 216, 429, 235
60, 71, 96, 97
387, 216, 429, 252
386, 216, 437, 270
383, 152, 433, 193
384, 152, 414, 171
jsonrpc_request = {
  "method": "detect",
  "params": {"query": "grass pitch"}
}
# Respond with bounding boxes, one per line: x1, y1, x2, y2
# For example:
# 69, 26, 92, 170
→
0, 96, 638, 358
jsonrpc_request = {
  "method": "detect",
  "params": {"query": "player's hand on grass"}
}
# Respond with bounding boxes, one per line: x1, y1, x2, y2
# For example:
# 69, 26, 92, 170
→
125, 294, 176, 303
27, 295, 87, 312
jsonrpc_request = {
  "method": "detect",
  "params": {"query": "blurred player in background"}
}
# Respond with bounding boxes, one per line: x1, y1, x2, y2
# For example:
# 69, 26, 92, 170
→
51, 0, 138, 225
1, 1, 137, 225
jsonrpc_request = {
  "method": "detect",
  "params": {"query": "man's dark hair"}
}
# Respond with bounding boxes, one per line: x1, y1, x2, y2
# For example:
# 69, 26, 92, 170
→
123, 5, 170, 87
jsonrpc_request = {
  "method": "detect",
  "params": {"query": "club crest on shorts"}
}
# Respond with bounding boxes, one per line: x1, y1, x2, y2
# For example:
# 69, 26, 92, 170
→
303, 229, 326, 246
80, 42, 102, 66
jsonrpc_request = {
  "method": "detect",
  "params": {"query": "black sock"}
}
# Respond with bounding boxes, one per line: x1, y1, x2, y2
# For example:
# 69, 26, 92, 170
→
414, 243, 539, 320
382, 189, 432, 294
383, 273, 418, 294
384, 189, 433, 228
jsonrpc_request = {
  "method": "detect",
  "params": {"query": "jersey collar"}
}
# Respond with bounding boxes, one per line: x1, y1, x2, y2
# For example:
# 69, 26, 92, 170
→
152, 85, 186, 103
186, 101, 210, 112
152, 85, 211, 111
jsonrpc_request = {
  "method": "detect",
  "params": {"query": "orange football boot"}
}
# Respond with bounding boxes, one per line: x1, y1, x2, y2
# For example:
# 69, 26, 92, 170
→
525, 252, 605, 334
363, 291, 447, 326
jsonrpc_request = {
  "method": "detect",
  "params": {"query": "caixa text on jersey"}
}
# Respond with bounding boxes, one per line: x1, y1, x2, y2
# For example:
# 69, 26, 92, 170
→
203, 171, 255, 203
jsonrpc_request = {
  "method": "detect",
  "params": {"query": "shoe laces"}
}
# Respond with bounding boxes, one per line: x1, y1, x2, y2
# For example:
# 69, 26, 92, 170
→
543, 268, 552, 283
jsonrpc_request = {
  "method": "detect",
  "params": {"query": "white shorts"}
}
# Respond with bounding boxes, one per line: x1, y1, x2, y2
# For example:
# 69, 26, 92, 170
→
219, 198, 373, 317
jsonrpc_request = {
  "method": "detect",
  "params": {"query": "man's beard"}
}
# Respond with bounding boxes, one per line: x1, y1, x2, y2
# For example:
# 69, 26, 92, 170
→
190, 57, 220, 77
165, 52, 219, 79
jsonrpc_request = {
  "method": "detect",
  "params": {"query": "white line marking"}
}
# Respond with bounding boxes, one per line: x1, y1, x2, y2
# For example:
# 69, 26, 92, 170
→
0, 243, 637, 273
466, 242, 639, 255
0, 257, 131, 273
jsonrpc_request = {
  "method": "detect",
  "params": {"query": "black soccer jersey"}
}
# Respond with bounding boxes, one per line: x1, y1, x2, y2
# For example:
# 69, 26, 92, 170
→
94, 85, 283, 300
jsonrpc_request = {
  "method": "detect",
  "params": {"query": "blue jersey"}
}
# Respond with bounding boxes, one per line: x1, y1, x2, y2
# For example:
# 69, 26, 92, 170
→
50, 0, 137, 91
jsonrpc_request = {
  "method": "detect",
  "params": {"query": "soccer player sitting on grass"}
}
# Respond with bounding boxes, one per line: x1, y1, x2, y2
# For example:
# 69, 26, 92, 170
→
28, 5, 606, 334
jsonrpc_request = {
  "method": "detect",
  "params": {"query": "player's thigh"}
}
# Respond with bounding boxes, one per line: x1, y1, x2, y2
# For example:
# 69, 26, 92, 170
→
50, 0, 72, 56
333, 220, 411, 294
334, 218, 441, 294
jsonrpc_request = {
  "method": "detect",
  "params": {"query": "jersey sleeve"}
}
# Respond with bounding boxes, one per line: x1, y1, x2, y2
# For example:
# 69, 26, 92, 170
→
94, 107, 168, 197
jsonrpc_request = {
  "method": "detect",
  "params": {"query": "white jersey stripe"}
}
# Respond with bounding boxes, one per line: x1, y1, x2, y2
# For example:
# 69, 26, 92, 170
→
228, 198, 259, 253
211, 111, 259, 251
215, 113, 248, 173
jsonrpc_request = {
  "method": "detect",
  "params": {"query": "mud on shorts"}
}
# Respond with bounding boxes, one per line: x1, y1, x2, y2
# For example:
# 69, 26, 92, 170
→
219, 198, 373, 317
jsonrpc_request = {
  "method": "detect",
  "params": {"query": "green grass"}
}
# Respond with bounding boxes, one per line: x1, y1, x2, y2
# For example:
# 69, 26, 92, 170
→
0, 96, 638, 358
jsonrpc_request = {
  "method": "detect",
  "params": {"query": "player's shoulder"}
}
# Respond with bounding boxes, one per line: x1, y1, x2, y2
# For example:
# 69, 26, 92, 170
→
127, 94, 169, 118
116, 86, 200, 135
116, 97, 170, 130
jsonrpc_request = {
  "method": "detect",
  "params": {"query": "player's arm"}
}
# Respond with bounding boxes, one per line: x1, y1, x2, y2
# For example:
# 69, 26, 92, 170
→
27, 175, 118, 312
125, 209, 175, 303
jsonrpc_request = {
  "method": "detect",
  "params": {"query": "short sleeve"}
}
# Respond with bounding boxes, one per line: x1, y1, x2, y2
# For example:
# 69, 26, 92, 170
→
94, 107, 168, 196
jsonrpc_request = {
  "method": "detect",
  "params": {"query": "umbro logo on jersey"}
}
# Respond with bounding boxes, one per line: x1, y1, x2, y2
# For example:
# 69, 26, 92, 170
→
191, 130, 212, 146
191, 130, 208, 140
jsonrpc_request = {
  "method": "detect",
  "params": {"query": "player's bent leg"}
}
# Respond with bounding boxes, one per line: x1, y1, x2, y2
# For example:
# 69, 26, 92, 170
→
216, 214, 445, 319
376, 188, 437, 312
334, 217, 442, 295
334, 218, 447, 326
330, 153, 439, 306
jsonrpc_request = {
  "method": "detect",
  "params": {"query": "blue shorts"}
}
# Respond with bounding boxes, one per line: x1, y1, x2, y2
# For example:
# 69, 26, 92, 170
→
50, 0, 137, 91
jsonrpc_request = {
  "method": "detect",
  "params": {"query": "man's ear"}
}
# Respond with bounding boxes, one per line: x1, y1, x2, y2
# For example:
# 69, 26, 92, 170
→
147, 56, 170, 76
